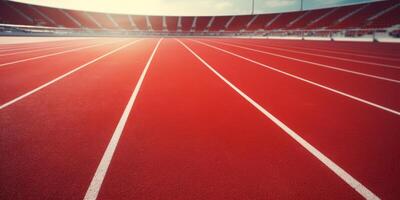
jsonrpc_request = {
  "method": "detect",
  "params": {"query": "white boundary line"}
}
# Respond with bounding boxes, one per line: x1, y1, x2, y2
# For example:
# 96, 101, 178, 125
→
83, 38, 163, 200
0, 44, 60, 53
259, 43, 400, 62
0, 42, 93, 57
0, 40, 88, 52
222, 40, 400, 70
208, 40, 400, 84
177, 39, 380, 200
0, 39, 142, 110
0, 39, 123, 68
190, 39, 400, 116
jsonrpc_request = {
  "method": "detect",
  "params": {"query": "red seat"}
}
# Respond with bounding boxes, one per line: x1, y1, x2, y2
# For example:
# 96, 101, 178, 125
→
208, 16, 231, 31
149, 16, 163, 31
0, 1, 32, 25
181, 17, 194, 32
194, 17, 212, 32
35, 6, 79, 28
166, 17, 178, 32
111, 14, 134, 30
226, 15, 253, 31
132, 16, 148, 31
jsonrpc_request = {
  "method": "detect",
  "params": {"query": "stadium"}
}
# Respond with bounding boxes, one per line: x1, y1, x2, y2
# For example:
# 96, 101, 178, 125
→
0, 0, 399, 199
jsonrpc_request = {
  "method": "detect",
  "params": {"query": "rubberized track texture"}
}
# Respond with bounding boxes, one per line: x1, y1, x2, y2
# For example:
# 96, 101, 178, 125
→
0, 38, 399, 200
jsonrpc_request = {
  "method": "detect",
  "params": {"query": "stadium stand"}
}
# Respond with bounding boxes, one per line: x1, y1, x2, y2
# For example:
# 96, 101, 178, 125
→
131, 16, 147, 30
64, 10, 99, 29
0, 0, 399, 34
35, 6, 79, 28
247, 14, 276, 31
180, 17, 194, 32
0, 1, 32, 25
366, 2, 400, 28
308, 5, 360, 29
10, 2, 51, 26
88, 12, 117, 29
111, 14, 133, 30
337, 0, 397, 29
148, 16, 163, 31
194, 16, 212, 32
208, 16, 231, 32
226, 15, 253, 31
166, 16, 178, 32
287, 8, 330, 29
267, 11, 304, 30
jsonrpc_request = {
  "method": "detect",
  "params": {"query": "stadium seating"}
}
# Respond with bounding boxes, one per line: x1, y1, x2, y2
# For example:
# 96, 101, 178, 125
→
131, 16, 147, 31
64, 10, 99, 29
34, 6, 79, 28
194, 17, 212, 32
1, 0, 399, 33
267, 11, 304, 30
166, 16, 178, 32
333, 1, 397, 29
148, 16, 163, 31
111, 14, 134, 30
180, 17, 194, 32
88, 13, 117, 29
287, 8, 330, 30
208, 16, 231, 31
246, 14, 277, 31
0, 1, 32, 25
10, 1, 53, 26
366, 4, 400, 28
226, 15, 253, 31
308, 5, 360, 29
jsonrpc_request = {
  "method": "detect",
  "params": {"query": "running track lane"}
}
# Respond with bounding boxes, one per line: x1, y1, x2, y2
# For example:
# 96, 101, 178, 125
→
0, 39, 129, 105
94, 39, 361, 200
0, 41, 99, 57
0, 39, 97, 52
0, 40, 101, 64
240, 39, 400, 59
181, 39, 400, 199
227, 39, 400, 66
236, 39, 400, 65
214, 39, 400, 77
0, 38, 158, 199
0, 42, 80, 55
196, 39, 400, 112
0, 39, 120, 67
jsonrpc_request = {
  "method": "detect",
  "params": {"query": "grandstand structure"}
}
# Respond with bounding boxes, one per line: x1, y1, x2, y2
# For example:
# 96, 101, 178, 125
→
0, 0, 399, 37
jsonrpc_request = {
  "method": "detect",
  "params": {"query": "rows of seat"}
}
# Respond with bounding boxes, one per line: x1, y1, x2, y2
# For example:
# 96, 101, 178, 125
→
333, 0, 397, 29
1, 0, 399, 31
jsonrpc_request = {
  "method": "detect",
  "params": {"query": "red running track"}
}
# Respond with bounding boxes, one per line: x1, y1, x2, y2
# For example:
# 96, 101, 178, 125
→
0, 37, 399, 200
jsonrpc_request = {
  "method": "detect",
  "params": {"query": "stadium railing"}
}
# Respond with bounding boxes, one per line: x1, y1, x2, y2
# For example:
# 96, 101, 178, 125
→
0, 23, 399, 43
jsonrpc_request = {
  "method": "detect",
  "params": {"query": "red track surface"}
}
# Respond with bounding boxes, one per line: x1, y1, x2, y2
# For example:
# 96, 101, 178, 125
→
0, 38, 399, 200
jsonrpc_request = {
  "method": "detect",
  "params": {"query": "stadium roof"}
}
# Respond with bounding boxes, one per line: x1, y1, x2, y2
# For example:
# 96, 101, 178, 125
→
11, 0, 378, 16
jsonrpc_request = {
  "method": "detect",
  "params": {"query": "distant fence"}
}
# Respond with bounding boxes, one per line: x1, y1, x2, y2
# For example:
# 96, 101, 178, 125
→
1, 23, 399, 42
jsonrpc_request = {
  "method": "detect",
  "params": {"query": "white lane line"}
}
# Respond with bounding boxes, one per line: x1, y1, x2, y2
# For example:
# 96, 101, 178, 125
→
0, 39, 124, 68
0, 39, 96, 53
208, 40, 400, 84
0, 39, 142, 110
0, 43, 66, 52
260, 43, 400, 62
191, 39, 400, 115
220, 40, 400, 70
191, 39, 400, 116
0, 42, 93, 57
83, 38, 162, 200
177, 39, 380, 200
0, 45, 52, 53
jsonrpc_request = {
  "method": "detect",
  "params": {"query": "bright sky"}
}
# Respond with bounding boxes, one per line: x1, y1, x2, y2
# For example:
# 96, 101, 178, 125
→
12, 0, 376, 16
